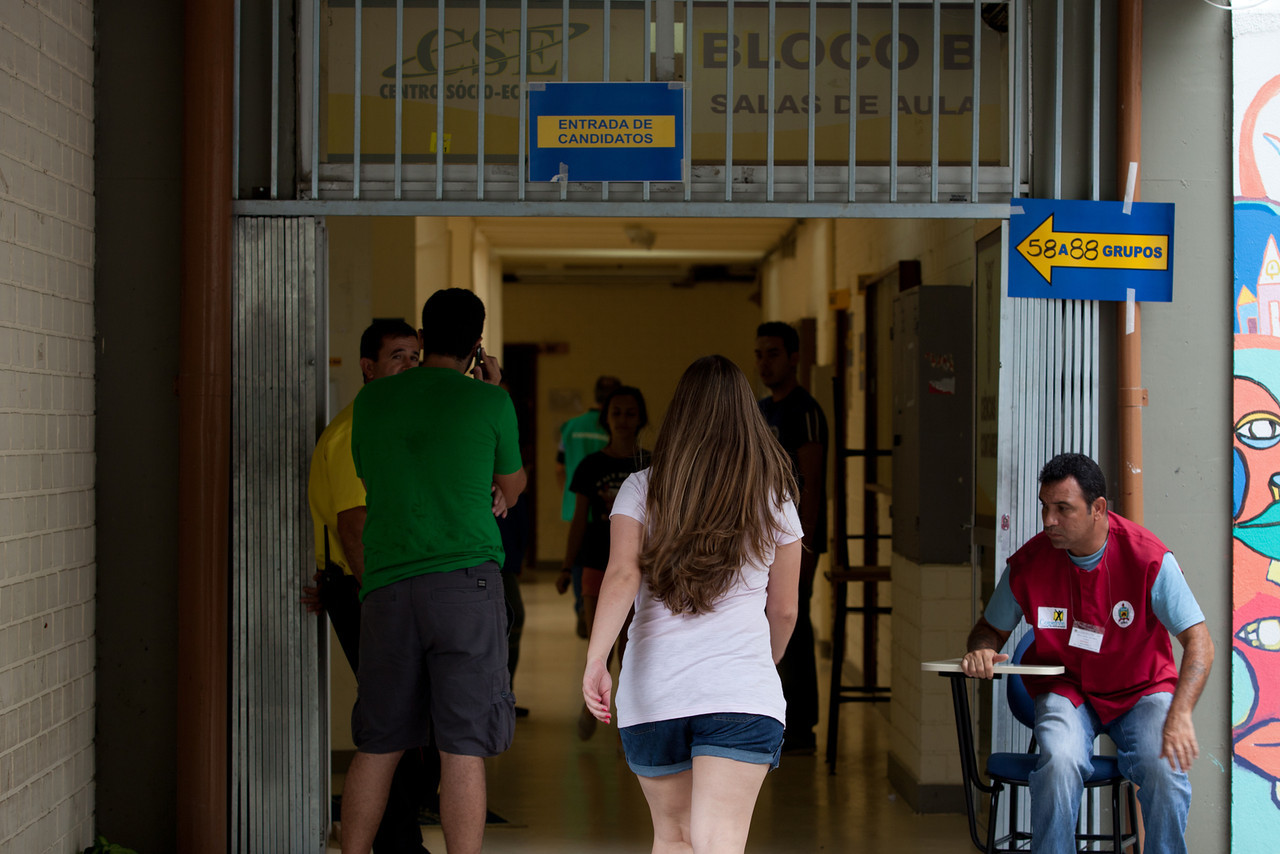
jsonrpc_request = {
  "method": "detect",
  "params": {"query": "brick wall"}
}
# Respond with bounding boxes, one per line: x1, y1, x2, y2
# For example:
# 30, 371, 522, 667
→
888, 555, 971, 788
0, 0, 96, 850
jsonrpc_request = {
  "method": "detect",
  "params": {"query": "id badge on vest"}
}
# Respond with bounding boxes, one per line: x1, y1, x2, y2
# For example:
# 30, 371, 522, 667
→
1068, 620, 1105, 653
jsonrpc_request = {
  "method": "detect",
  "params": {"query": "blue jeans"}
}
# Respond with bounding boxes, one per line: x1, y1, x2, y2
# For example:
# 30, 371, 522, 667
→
1030, 692, 1191, 854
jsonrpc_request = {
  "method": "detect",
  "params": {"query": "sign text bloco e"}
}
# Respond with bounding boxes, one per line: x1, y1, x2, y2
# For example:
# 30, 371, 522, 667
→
528, 82, 685, 182
1008, 198, 1176, 302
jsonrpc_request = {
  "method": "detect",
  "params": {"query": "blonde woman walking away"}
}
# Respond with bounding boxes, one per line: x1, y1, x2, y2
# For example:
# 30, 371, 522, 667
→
582, 355, 802, 854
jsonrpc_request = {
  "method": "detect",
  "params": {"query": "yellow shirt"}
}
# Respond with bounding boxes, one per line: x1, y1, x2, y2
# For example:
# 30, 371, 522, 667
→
307, 402, 366, 574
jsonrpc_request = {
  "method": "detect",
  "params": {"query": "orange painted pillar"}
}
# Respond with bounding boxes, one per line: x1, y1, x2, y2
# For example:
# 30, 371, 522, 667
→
177, 0, 232, 849
1116, 0, 1146, 525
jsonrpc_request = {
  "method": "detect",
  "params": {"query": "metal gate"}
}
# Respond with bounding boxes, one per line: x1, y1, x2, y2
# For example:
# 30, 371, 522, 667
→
232, 0, 1058, 216
993, 229, 1102, 837
231, 217, 330, 853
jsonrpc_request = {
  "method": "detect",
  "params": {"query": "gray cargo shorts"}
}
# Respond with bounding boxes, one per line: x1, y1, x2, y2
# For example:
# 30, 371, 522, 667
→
352, 561, 515, 757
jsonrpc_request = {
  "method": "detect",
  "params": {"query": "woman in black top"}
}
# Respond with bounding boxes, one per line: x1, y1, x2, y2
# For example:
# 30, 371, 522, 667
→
557, 385, 650, 739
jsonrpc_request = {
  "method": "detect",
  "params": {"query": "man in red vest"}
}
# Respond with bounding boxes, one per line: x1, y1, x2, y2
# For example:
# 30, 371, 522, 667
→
962, 453, 1213, 854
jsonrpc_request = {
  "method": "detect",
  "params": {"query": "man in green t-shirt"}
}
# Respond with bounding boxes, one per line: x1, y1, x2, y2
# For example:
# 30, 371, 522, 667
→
343, 289, 526, 854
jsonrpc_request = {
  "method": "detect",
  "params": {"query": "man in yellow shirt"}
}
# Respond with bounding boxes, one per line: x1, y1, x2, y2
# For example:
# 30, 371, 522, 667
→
306, 318, 430, 854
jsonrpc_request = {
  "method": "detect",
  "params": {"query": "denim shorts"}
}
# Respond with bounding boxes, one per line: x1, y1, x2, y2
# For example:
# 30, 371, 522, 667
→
619, 713, 785, 777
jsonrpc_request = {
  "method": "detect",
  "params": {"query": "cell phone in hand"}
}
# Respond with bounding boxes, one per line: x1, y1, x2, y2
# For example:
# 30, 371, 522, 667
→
473, 344, 486, 379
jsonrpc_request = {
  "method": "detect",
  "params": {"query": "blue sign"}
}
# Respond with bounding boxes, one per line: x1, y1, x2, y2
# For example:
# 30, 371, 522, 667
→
528, 82, 685, 182
1008, 198, 1176, 301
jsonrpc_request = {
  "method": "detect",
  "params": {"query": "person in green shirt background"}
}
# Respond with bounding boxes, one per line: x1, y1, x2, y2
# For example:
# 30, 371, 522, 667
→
555, 374, 621, 635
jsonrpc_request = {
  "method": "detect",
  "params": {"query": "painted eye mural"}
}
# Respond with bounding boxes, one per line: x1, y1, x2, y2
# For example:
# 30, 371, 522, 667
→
1232, 364, 1280, 608
1237, 410, 1280, 450
1233, 374, 1280, 527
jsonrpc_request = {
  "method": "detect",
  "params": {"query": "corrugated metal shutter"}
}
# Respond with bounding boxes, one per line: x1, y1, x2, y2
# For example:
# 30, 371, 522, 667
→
231, 216, 330, 853
991, 242, 1101, 836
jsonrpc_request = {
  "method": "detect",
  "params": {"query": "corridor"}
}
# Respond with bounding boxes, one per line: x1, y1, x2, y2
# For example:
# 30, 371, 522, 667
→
329, 572, 973, 853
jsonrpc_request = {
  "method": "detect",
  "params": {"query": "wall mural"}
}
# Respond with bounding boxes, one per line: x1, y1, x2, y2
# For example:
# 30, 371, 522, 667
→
1233, 11, 1280, 849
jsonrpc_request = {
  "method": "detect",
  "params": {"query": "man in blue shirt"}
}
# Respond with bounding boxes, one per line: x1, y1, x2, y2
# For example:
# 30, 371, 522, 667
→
962, 453, 1212, 854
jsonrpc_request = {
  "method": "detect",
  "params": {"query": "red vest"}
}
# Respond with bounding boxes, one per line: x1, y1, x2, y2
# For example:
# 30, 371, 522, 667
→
1007, 512, 1178, 723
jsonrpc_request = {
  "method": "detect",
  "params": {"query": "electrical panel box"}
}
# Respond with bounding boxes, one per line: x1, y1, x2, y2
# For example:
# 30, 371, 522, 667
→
891, 286, 974, 564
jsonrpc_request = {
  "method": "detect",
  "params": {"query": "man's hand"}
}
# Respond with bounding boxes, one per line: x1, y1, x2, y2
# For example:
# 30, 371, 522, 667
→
961, 617, 1014, 678
1161, 708, 1199, 772
555, 567, 572, 595
1162, 620, 1213, 772
796, 441, 823, 586
472, 351, 502, 385
491, 485, 509, 518
961, 648, 1010, 679
300, 572, 324, 614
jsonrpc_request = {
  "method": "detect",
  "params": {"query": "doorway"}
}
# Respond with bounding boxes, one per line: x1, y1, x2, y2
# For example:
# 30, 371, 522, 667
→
311, 213, 994, 834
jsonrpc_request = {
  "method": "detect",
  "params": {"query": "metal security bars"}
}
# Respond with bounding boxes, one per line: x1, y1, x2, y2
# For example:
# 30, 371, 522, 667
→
232, 217, 329, 854
992, 239, 1102, 837
227, 0, 1123, 216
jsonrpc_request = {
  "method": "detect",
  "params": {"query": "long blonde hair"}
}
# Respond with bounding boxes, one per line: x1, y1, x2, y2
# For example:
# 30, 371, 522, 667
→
641, 355, 799, 615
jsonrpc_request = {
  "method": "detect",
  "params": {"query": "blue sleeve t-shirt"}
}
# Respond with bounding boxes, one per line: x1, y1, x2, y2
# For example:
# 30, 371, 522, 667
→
984, 546, 1204, 637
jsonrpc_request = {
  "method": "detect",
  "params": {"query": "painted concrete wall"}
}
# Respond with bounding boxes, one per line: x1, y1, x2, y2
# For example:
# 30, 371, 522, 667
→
1141, 3, 1233, 849
0, 0, 97, 850
326, 217, 417, 414
93, 0, 184, 847
1228, 6, 1280, 852
764, 219, 835, 363
832, 218, 979, 801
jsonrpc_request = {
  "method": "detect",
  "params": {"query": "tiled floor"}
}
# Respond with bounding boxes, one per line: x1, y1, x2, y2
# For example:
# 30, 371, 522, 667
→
330, 572, 974, 852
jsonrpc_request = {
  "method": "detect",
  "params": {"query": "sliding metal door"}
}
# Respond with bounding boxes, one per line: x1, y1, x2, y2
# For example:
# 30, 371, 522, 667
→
992, 229, 1101, 833
231, 217, 329, 853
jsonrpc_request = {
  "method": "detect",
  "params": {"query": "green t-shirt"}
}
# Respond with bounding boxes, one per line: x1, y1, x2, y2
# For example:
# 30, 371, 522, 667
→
352, 366, 523, 599
559, 409, 610, 520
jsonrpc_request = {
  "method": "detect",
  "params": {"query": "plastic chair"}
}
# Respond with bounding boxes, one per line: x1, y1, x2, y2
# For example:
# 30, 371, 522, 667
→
976, 630, 1141, 853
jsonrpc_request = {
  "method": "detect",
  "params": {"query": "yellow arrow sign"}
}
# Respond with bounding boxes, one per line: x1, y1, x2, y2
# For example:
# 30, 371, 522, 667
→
1015, 215, 1170, 285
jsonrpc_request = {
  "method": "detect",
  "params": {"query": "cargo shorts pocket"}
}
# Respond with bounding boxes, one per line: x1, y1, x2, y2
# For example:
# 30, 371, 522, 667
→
492, 666, 514, 704
433, 583, 497, 604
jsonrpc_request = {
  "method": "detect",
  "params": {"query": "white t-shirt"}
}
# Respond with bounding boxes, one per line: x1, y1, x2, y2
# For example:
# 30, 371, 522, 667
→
611, 468, 803, 728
